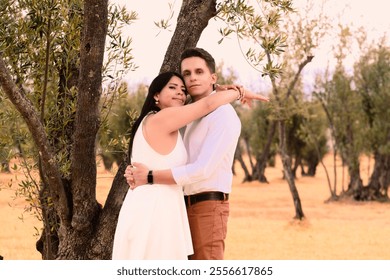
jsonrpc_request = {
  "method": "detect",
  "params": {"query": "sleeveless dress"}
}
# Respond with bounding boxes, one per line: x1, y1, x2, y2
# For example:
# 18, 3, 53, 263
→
112, 116, 193, 259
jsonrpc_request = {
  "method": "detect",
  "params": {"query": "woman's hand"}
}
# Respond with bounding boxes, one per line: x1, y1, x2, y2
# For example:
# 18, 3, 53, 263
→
215, 83, 240, 92
240, 88, 269, 107
216, 84, 269, 107
124, 162, 149, 190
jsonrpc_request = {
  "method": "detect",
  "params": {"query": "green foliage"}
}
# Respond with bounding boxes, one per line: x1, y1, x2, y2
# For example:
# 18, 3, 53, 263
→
320, 67, 366, 167
354, 42, 390, 155
153, 1, 175, 34
105, 4, 138, 81
98, 82, 146, 170
295, 100, 329, 168
312, 21, 390, 197
217, 1, 332, 182
10, 157, 43, 236
313, 22, 373, 181
1, 0, 85, 177
218, 0, 331, 122
0, 95, 34, 172
217, 0, 294, 78
0, 0, 137, 225
242, 103, 274, 154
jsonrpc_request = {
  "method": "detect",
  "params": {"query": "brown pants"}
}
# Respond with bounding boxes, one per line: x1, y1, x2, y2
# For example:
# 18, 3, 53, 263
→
186, 200, 229, 260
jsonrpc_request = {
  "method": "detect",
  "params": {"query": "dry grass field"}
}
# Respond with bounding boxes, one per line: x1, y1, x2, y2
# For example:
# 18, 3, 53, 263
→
0, 154, 389, 260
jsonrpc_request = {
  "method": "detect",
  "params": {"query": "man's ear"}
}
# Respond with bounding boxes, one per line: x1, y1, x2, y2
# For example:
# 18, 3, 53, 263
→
211, 73, 217, 84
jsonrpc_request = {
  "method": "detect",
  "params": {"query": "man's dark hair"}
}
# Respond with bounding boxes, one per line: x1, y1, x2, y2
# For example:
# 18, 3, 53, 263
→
180, 48, 216, 74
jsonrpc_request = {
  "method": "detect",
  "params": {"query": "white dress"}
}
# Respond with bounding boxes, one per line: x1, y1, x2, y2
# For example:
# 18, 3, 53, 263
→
112, 116, 193, 260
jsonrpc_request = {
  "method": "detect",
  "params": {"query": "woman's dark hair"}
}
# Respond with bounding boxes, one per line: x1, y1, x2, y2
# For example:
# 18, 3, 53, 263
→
127, 71, 186, 162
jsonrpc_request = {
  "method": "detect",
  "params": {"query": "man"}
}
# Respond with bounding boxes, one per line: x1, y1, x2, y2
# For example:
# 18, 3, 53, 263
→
126, 48, 267, 259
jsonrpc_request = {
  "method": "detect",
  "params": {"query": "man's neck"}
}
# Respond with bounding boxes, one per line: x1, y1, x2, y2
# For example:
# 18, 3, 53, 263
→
190, 90, 214, 102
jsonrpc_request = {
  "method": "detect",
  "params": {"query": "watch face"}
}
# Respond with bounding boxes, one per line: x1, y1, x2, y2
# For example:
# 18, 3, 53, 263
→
147, 171, 153, 184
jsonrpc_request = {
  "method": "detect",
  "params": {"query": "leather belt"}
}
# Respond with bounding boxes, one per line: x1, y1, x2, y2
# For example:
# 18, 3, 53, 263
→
184, 191, 229, 207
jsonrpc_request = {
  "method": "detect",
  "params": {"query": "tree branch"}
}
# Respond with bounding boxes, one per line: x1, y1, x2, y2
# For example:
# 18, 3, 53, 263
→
286, 55, 314, 99
0, 55, 70, 225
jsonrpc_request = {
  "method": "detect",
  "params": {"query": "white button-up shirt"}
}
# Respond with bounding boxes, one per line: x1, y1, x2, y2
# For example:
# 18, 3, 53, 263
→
172, 103, 241, 195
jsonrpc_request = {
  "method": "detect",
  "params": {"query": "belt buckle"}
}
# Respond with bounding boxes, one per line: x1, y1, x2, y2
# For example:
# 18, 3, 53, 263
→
223, 193, 228, 201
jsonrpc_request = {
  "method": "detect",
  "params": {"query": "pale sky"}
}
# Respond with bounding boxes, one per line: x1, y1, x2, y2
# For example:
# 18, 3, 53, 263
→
113, 0, 390, 91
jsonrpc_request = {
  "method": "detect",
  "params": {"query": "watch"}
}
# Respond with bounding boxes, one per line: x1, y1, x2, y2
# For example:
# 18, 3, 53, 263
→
147, 170, 153, 184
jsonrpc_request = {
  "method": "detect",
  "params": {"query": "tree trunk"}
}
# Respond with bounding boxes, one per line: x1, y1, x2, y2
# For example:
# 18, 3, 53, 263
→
53, 0, 109, 259
345, 159, 364, 200
253, 120, 277, 183
278, 121, 304, 220
36, 17, 80, 259
364, 152, 390, 201
243, 136, 255, 171
36, 196, 60, 259
341, 120, 365, 201
85, 161, 129, 259
306, 156, 319, 176
160, 0, 217, 73
291, 154, 301, 178
235, 142, 252, 182
0, 54, 70, 228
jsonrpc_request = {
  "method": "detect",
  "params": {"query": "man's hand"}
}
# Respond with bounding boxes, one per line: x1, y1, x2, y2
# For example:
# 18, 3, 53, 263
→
124, 162, 149, 190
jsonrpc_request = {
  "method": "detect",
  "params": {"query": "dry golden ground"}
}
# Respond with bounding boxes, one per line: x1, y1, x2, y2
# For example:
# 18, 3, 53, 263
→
0, 154, 389, 260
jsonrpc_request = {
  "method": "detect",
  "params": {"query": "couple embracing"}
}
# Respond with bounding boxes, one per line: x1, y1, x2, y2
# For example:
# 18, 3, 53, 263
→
112, 48, 269, 260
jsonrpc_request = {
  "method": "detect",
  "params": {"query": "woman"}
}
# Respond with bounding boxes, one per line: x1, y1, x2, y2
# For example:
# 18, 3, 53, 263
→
112, 71, 262, 259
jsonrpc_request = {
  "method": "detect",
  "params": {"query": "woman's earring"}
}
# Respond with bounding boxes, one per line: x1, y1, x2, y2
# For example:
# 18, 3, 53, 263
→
155, 99, 159, 105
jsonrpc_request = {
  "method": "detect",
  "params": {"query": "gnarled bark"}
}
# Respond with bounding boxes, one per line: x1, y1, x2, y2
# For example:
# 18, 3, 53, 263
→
160, 0, 217, 73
